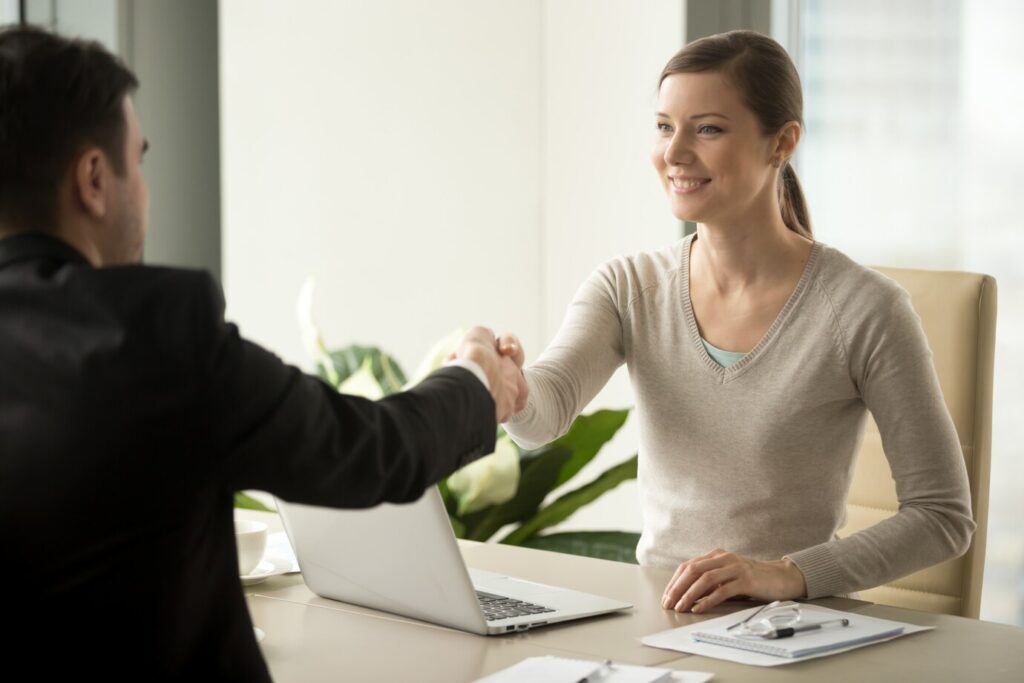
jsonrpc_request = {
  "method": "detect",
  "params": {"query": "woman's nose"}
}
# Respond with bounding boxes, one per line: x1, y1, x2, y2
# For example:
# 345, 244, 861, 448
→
664, 133, 695, 166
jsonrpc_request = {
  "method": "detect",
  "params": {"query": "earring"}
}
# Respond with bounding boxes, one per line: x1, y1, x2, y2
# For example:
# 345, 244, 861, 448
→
772, 157, 782, 169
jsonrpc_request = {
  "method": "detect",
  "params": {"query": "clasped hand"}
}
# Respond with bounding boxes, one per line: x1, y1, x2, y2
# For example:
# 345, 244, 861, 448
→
661, 548, 807, 613
451, 328, 527, 423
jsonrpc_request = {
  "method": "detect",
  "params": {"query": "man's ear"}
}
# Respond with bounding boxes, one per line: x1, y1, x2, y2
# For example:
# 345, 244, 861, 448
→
72, 148, 109, 220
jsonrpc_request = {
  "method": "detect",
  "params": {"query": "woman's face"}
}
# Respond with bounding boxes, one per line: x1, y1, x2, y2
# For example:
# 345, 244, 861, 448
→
651, 71, 787, 226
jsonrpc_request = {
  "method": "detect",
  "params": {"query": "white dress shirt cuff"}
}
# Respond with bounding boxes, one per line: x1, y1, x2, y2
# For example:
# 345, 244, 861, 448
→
444, 358, 490, 392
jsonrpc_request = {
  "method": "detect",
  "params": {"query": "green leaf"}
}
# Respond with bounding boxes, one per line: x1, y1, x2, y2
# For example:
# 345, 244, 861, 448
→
322, 345, 407, 394
500, 454, 637, 545
456, 444, 572, 541
546, 408, 630, 490
518, 531, 640, 564
233, 492, 274, 512
437, 481, 457, 517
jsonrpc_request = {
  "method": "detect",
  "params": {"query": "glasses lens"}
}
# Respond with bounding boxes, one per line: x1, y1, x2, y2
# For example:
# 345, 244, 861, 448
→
736, 605, 800, 637
743, 620, 776, 636
765, 606, 801, 628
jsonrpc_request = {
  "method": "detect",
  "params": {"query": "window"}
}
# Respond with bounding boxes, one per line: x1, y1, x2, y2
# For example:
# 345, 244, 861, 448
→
783, 0, 1024, 625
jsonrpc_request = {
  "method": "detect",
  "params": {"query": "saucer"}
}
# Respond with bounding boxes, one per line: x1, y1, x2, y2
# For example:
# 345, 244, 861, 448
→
240, 555, 293, 585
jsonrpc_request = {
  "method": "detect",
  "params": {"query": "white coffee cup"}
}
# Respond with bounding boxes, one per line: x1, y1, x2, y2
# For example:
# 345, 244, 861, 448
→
234, 519, 268, 576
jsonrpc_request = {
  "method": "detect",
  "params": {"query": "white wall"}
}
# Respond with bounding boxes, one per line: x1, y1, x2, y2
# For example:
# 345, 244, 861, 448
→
221, 0, 543, 376
221, 0, 685, 535
538, 1, 684, 532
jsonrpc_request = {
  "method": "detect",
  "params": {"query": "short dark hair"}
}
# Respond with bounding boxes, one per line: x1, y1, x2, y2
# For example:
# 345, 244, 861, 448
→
0, 25, 139, 233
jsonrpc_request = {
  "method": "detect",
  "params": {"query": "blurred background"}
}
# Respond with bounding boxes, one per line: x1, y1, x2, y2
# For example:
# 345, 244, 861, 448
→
5, 0, 1020, 626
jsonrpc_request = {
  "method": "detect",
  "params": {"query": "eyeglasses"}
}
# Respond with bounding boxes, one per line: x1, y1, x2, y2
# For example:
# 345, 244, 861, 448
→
726, 600, 802, 638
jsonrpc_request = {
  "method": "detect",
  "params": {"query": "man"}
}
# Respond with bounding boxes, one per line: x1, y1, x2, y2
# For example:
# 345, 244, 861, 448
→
0, 26, 525, 679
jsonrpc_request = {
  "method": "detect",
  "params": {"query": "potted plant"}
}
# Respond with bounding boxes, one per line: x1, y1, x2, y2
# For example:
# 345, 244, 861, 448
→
235, 282, 641, 563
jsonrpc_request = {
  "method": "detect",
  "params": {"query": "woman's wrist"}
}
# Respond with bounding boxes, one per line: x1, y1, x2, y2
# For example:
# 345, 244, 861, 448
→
779, 557, 808, 598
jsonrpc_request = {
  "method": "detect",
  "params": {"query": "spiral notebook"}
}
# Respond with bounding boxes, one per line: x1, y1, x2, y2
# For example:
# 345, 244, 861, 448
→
691, 615, 902, 659
642, 603, 932, 667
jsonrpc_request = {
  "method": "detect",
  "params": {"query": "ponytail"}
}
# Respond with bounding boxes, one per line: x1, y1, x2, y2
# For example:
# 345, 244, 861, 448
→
779, 163, 812, 239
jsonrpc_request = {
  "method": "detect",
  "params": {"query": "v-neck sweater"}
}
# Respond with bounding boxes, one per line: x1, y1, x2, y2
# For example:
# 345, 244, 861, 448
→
505, 234, 975, 599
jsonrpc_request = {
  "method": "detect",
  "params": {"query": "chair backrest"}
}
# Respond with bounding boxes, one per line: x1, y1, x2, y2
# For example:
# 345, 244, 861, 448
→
841, 267, 996, 617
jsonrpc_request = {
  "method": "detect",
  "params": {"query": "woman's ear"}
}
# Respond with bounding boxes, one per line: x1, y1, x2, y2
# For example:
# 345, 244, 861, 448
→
774, 121, 802, 163
72, 148, 109, 220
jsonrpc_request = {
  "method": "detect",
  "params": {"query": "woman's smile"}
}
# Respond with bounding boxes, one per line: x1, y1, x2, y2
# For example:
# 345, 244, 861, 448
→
669, 175, 712, 194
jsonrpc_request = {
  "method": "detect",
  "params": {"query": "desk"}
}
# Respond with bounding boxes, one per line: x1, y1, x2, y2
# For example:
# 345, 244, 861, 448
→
237, 511, 1024, 682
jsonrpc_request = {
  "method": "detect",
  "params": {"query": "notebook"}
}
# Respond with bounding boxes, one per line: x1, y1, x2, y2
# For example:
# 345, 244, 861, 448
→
642, 603, 933, 667
691, 612, 902, 658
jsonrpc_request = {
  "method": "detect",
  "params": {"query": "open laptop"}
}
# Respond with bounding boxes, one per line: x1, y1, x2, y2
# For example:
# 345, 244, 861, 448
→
275, 487, 631, 635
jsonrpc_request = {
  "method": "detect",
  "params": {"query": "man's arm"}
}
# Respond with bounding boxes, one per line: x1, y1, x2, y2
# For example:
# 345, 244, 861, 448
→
193, 275, 512, 507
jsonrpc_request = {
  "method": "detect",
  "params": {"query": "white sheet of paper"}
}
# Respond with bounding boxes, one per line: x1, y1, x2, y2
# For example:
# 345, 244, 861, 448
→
472, 656, 714, 683
472, 656, 601, 683
641, 604, 932, 667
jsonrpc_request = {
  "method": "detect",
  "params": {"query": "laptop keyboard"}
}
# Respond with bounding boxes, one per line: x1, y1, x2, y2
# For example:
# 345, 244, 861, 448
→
476, 590, 556, 622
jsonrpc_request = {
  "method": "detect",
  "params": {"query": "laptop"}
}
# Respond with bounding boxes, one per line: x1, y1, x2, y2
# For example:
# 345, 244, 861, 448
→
275, 487, 632, 635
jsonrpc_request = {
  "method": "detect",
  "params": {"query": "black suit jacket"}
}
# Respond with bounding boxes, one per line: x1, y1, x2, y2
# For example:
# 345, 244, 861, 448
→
0, 233, 496, 680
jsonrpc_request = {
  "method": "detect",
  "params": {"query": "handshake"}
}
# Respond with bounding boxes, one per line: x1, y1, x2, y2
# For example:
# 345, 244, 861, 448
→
449, 327, 527, 423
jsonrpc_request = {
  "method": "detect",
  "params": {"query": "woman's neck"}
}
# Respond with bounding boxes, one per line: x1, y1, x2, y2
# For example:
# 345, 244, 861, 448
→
691, 218, 812, 296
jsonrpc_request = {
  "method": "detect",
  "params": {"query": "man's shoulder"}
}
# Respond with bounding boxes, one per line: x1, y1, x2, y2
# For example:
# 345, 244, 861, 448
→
63, 264, 228, 363
80, 264, 224, 318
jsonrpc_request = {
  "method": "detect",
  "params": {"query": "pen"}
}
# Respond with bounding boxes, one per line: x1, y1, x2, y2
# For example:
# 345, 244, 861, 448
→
764, 618, 850, 639
579, 659, 613, 682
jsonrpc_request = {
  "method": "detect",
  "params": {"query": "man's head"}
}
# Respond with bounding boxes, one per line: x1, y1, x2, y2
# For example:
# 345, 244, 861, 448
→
0, 25, 148, 265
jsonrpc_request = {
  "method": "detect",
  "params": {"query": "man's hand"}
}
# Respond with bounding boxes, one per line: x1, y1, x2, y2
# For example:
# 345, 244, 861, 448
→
661, 548, 808, 613
452, 327, 528, 423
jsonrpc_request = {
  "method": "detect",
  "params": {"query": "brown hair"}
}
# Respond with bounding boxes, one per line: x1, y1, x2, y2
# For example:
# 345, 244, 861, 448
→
659, 30, 812, 238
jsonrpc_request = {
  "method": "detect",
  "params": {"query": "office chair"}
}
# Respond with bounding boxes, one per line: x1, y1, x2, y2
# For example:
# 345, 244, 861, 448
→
840, 267, 997, 618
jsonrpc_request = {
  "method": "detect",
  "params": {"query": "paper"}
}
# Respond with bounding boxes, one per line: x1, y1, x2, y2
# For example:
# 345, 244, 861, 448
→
265, 531, 301, 573
472, 656, 601, 683
642, 603, 932, 667
472, 656, 713, 683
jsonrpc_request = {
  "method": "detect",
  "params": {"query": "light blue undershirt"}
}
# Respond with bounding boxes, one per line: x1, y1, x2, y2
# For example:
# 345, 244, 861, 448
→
700, 337, 747, 368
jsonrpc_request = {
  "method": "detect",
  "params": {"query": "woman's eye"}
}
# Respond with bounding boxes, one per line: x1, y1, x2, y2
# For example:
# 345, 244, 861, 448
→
656, 122, 673, 133
697, 125, 722, 135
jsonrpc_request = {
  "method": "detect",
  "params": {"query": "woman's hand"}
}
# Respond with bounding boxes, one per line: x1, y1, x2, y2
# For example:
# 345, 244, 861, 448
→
496, 332, 527, 417
496, 332, 525, 369
661, 548, 808, 613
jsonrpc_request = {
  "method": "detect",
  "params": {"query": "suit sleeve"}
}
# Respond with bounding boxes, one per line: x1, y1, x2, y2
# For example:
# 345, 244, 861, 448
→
193, 274, 497, 507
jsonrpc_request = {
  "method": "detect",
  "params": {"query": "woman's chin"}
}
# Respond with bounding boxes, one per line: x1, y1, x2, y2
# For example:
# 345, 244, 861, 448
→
669, 207, 702, 223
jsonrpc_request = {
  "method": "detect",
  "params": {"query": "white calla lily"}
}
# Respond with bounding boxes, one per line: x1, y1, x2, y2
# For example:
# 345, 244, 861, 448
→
338, 356, 385, 400
447, 435, 520, 515
403, 327, 466, 390
296, 277, 339, 386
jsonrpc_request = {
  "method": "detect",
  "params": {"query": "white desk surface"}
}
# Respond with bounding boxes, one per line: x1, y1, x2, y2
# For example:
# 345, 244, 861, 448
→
236, 509, 1024, 682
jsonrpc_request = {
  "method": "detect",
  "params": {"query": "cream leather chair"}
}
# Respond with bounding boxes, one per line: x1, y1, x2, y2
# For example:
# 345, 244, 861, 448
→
840, 267, 997, 618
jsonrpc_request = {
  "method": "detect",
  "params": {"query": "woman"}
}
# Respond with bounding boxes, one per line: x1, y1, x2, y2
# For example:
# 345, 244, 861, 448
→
499, 31, 974, 614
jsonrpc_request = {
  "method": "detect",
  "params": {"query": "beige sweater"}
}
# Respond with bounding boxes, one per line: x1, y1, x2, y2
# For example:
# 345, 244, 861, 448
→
505, 235, 975, 599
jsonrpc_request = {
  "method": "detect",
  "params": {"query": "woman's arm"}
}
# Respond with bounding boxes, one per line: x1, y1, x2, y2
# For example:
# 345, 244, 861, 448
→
785, 287, 976, 598
503, 264, 628, 449
662, 284, 976, 612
